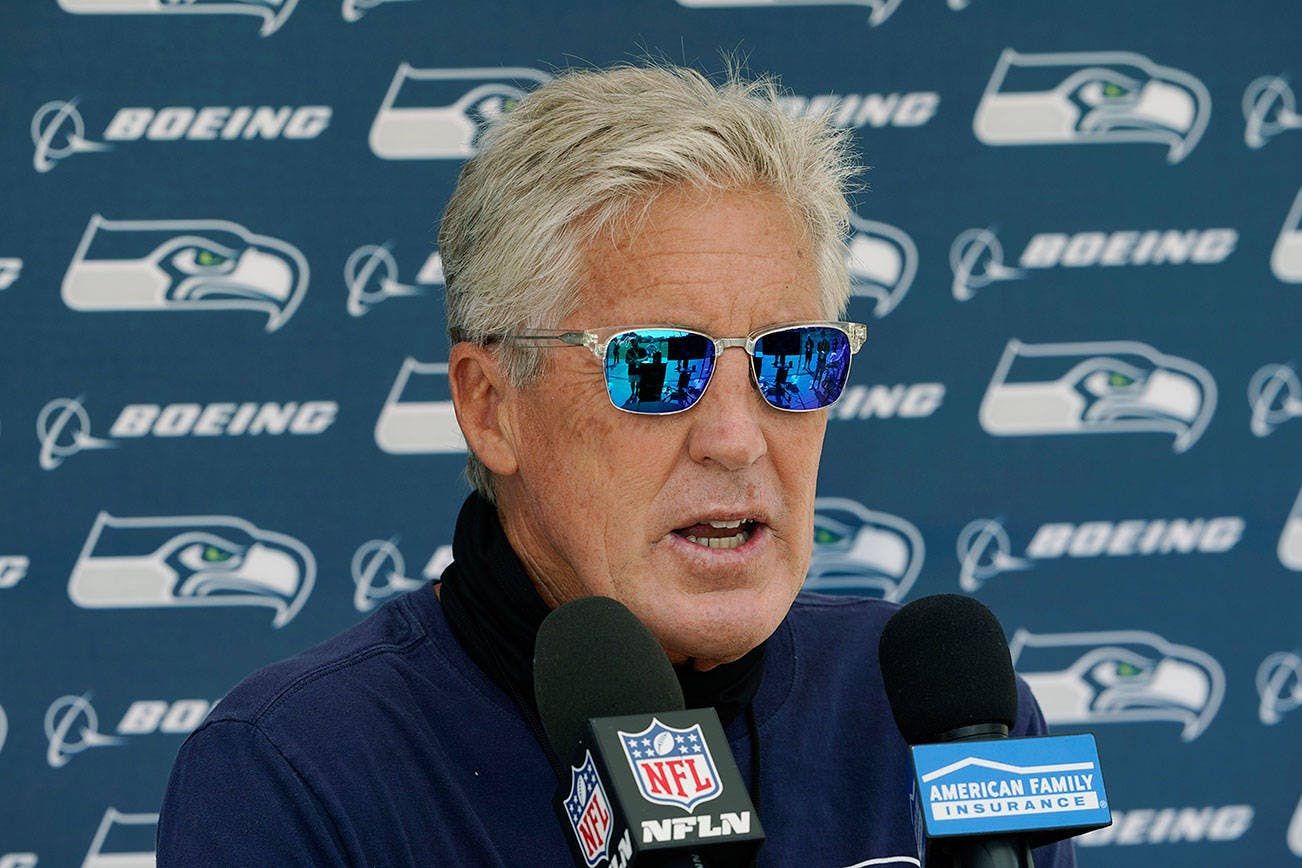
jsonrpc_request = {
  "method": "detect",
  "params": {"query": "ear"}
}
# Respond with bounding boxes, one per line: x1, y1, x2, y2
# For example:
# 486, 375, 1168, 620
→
448, 342, 520, 477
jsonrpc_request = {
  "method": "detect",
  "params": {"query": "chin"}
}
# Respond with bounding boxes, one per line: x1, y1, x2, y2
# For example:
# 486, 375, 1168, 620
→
643, 590, 792, 668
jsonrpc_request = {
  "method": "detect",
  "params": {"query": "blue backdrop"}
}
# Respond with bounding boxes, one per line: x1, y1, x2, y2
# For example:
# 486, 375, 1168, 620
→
2, 1, 1299, 865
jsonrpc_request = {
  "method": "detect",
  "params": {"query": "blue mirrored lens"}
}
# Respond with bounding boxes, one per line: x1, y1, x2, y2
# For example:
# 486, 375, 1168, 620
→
604, 329, 715, 413
753, 326, 851, 410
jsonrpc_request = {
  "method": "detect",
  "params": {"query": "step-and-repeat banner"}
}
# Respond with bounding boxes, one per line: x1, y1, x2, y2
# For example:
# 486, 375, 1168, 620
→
1, 1, 1299, 865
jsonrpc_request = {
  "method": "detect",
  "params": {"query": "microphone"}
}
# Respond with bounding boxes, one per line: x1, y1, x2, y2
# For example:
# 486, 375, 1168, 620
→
879, 595, 1111, 868
534, 596, 765, 868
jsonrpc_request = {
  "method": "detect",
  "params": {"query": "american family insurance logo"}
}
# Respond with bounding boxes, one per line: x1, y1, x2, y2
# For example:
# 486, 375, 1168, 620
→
69, 512, 315, 627
1243, 75, 1301, 149
33, 100, 328, 172
956, 515, 1243, 592
979, 339, 1216, 453
369, 65, 550, 160
949, 226, 1236, 302
344, 243, 442, 316
62, 215, 309, 330
974, 49, 1210, 163
57, 0, 297, 36
374, 358, 467, 454
1010, 628, 1225, 741
805, 498, 923, 602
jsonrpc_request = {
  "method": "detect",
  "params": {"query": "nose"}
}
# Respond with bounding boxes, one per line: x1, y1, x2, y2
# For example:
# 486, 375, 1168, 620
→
686, 347, 768, 470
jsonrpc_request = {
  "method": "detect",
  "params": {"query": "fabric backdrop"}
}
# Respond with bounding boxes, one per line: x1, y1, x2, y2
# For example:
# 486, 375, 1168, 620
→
1, 1, 1299, 865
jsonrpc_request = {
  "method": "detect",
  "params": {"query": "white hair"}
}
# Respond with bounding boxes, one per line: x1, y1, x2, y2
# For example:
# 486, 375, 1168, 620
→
439, 63, 860, 500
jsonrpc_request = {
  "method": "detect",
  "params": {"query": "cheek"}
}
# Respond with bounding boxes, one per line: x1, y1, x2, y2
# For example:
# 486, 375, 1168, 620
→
776, 413, 828, 489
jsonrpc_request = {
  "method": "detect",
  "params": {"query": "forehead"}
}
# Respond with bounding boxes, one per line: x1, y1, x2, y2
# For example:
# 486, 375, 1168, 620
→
571, 187, 821, 330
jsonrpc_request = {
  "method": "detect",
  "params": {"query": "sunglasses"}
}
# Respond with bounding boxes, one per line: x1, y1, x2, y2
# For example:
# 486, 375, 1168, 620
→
499, 321, 867, 414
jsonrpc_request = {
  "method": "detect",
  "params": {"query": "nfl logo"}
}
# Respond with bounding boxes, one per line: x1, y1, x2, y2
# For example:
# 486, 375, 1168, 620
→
618, 718, 723, 812
564, 751, 613, 867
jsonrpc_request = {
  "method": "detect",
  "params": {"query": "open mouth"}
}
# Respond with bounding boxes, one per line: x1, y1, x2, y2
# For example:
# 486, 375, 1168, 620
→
672, 519, 759, 550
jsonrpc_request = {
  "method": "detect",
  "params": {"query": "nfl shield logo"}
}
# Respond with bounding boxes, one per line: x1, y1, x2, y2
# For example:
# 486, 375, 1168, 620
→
618, 718, 723, 812
564, 751, 613, 866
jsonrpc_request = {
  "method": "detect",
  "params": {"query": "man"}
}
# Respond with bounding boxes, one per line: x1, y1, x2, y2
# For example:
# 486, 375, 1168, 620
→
158, 64, 1073, 866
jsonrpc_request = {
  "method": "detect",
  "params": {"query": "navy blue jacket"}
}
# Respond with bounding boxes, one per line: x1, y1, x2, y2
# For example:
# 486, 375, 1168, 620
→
158, 588, 1074, 866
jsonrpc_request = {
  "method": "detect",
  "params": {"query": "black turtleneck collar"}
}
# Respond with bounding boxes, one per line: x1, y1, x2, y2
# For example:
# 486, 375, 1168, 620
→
438, 492, 767, 730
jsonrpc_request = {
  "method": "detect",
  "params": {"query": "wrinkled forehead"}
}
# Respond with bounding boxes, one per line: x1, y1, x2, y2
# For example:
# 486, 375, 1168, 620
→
569, 186, 823, 327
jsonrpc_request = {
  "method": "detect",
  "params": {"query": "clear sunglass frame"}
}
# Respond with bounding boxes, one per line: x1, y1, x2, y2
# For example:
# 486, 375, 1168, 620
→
498, 320, 868, 414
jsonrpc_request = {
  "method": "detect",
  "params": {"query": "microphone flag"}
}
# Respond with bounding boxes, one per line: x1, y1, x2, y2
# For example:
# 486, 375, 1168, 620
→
910, 733, 1111, 843
556, 708, 764, 868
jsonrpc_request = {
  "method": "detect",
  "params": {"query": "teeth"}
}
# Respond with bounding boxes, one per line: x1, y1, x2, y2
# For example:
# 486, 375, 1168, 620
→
683, 529, 753, 549
707, 519, 745, 529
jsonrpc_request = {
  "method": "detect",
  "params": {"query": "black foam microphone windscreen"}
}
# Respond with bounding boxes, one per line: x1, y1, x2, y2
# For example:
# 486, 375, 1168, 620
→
534, 595, 686, 763
878, 594, 1019, 744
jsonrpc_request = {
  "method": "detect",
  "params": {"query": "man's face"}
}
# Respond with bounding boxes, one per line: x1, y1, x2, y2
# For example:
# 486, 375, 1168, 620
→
496, 187, 828, 668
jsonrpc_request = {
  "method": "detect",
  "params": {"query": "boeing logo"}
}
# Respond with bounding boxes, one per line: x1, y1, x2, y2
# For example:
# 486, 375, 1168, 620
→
345, 243, 442, 316
46, 694, 213, 768
845, 214, 917, 318
63, 215, 309, 331
955, 519, 1030, 592
1273, 186, 1302, 283
957, 515, 1243, 592
44, 694, 125, 769
1011, 629, 1225, 741
343, 0, 418, 22
950, 228, 1024, 301
1078, 804, 1253, 846
979, 339, 1217, 453
1280, 484, 1302, 572
37, 397, 114, 471
37, 396, 337, 470
829, 382, 945, 421
350, 538, 435, 612
1256, 651, 1302, 726
974, 49, 1210, 163
57, 0, 298, 37
1243, 75, 1300, 149
806, 498, 924, 602
69, 512, 315, 627
374, 358, 467, 454
31, 99, 110, 173
33, 101, 328, 172
951, 226, 1235, 300
1249, 362, 1301, 437
675, 0, 967, 27
369, 65, 550, 160
0, 257, 22, 290
779, 91, 939, 128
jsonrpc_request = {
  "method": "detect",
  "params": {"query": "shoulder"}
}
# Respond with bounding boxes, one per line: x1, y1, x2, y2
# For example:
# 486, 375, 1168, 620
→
205, 588, 438, 731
